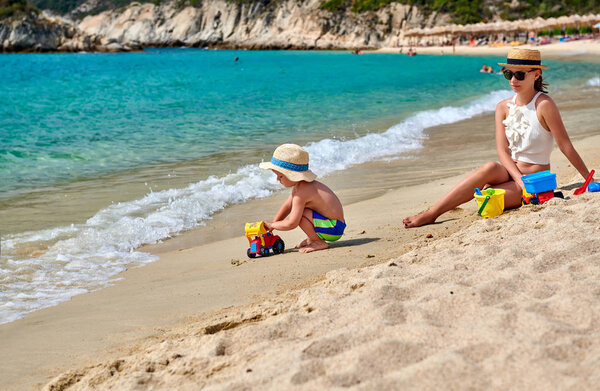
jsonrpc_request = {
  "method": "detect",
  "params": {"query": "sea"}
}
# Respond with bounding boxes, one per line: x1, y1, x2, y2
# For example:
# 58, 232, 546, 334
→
1, 49, 599, 325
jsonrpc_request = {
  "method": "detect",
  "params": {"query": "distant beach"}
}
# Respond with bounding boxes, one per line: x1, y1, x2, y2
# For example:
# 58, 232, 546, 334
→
0, 48, 599, 390
375, 39, 600, 63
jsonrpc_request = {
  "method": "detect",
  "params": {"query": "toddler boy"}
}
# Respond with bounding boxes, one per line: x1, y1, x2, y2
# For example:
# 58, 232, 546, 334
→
260, 144, 346, 253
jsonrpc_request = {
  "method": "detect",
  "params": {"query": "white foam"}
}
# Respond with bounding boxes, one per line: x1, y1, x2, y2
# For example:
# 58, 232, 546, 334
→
0, 89, 512, 324
586, 77, 600, 87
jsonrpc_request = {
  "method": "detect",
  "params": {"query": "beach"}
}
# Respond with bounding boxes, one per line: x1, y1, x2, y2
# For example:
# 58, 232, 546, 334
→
375, 39, 600, 63
0, 47, 599, 390
22, 135, 600, 391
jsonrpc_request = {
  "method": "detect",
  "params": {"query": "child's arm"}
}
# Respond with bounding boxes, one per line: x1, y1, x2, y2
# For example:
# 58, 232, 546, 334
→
265, 193, 306, 232
272, 193, 293, 222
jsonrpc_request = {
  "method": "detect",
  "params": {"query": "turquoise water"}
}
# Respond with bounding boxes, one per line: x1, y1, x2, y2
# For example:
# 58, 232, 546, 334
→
1, 49, 599, 325
2, 49, 511, 199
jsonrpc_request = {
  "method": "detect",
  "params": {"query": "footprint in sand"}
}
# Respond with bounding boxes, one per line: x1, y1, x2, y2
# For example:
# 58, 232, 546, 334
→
302, 334, 351, 360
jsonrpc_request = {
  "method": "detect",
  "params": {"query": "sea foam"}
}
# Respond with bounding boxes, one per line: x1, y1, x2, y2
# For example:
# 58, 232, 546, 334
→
0, 89, 512, 324
586, 77, 600, 87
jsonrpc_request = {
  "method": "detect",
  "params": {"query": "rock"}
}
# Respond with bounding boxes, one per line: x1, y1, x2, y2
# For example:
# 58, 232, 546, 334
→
1, 13, 141, 53
77, 0, 446, 50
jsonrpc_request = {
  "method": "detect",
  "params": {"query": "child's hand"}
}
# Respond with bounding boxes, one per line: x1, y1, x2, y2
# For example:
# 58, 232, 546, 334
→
264, 221, 274, 232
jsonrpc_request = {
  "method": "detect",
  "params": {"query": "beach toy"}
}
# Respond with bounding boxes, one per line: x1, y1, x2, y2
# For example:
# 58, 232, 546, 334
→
588, 182, 600, 192
520, 171, 559, 205
574, 170, 595, 195
244, 221, 285, 258
474, 188, 482, 196
474, 188, 505, 218
521, 170, 557, 194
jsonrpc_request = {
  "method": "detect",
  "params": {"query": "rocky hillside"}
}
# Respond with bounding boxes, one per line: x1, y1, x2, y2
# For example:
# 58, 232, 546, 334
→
0, 9, 142, 52
77, 0, 442, 49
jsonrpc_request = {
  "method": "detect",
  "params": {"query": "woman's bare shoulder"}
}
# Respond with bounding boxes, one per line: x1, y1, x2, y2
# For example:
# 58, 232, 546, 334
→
496, 98, 511, 113
535, 93, 559, 112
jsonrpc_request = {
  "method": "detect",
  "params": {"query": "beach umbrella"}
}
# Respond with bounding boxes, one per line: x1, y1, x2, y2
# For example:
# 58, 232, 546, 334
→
450, 24, 465, 37
478, 22, 496, 33
431, 26, 447, 36
530, 17, 547, 32
581, 14, 599, 26
403, 28, 421, 37
556, 15, 575, 28
543, 17, 560, 30
512, 19, 532, 32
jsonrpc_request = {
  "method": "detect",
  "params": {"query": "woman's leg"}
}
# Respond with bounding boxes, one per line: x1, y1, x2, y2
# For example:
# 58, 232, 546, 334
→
488, 180, 523, 209
403, 161, 513, 228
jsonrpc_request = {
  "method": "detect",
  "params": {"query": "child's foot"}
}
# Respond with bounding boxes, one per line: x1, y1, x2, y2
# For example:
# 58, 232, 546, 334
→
299, 239, 328, 253
402, 210, 437, 228
295, 238, 309, 248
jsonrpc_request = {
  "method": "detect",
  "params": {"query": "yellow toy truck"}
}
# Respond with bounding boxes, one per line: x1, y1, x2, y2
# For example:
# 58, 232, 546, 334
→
244, 221, 285, 258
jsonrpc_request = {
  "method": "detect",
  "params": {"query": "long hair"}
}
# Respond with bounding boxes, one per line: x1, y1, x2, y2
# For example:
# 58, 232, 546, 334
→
535, 70, 549, 93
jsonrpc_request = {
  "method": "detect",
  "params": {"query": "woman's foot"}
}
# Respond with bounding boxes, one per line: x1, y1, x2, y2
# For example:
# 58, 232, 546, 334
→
402, 210, 437, 228
295, 238, 309, 248
299, 239, 329, 253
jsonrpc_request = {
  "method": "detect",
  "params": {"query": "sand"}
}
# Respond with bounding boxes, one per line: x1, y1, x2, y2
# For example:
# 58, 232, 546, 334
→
40, 136, 600, 390
0, 46, 599, 390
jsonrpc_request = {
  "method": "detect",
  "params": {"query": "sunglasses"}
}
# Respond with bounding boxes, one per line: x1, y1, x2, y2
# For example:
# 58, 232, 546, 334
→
503, 69, 535, 81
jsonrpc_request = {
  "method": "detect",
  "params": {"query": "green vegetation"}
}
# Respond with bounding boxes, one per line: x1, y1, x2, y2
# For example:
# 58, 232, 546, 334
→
322, 0, 351, 12
0, 0, 38, 18
31, 0, 77, 14
15, 0, 600, 25
321, 0, 600, 25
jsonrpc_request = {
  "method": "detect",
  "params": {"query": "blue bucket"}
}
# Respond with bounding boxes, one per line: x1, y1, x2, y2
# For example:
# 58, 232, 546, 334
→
521, 171, 557, 194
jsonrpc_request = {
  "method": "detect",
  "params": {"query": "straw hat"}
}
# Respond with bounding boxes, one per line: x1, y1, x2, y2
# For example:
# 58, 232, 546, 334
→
498, 48, 549, 69
259, 144, 317, 182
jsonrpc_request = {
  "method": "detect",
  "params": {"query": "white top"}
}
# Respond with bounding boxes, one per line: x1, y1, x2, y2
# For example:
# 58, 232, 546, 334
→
502, 91, 554, 165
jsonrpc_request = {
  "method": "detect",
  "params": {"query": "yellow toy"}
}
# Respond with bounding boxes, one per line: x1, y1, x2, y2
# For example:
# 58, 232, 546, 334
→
244, 221, 285, 258
473, 188, 506, 218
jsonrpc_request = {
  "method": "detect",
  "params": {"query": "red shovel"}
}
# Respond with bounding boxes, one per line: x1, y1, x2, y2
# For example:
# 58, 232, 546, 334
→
574, 169, 595, 195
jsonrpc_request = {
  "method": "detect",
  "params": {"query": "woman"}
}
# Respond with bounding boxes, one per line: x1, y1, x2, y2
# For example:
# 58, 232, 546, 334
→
403, 48, 594, 228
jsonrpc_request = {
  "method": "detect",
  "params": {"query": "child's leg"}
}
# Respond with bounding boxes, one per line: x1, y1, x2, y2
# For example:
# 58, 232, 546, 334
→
298, 208, 328, 253
403, 161, 512, 228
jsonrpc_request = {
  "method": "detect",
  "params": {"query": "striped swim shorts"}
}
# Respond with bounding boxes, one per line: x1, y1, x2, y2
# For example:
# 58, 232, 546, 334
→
312, 211, 346, 242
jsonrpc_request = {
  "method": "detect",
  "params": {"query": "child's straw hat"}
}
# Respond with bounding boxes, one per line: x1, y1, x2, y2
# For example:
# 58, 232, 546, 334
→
498, 48, 549, 69
259, 144, 317, 182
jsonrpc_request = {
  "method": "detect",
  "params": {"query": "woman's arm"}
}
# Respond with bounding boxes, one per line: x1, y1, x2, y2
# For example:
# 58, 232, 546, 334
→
495, 100, 525, 188
538, 98, 594, 181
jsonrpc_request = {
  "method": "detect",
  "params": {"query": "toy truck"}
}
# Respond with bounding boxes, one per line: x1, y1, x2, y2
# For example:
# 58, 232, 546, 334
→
244, 221, 285, 258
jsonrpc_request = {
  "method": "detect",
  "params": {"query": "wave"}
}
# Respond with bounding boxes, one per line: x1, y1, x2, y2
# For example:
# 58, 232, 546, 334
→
0, 89, 512, 324
586, 77, 600, 87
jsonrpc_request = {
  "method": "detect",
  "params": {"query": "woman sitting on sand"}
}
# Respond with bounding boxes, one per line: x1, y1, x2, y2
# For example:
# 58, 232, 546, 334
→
403, 48, 595, 228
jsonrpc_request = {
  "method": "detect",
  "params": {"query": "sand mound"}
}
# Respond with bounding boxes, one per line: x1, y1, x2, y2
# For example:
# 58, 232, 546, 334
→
46, 191, 600, 390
